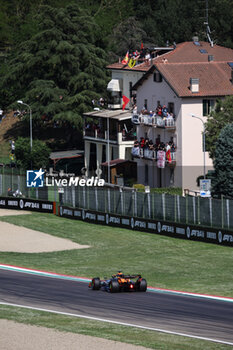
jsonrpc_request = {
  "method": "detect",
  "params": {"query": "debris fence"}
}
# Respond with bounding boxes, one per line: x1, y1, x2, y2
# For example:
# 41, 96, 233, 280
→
0, 169, 232, 230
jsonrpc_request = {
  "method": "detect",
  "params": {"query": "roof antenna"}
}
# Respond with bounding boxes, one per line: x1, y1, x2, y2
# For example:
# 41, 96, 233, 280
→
204, 0, 213, 47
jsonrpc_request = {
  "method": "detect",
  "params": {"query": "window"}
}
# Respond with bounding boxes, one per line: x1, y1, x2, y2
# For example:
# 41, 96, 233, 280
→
144, 99, 148, 110
153, 71, 163, 83
168, 102, 174, 114
203, 99, 215, 116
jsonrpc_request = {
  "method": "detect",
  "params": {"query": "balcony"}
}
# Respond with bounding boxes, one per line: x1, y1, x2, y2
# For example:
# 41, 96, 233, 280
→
132, 146, 176, 165
84, 128, 118, 143
135, 114, 176, 131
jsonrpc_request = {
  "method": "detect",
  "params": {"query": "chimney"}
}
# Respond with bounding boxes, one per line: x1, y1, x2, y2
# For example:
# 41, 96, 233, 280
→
190, 78, 199, 93
208, 55, 214, 62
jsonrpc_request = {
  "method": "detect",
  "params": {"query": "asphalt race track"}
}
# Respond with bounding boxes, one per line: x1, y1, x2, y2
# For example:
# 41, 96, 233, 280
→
0, 269, 233, 345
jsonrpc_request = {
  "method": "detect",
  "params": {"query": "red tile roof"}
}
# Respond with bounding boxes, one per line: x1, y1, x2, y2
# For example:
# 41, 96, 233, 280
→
157, 62, 233, 97
118, 41, 233, 97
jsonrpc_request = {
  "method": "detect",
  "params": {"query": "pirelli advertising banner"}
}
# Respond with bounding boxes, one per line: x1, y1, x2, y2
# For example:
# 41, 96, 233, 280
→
59, 206, 233, 246
0, 197, 54, 213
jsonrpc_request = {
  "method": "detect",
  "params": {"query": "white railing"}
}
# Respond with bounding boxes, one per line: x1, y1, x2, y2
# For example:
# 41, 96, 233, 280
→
144, 149, 156, 159
138, 114, 175, 128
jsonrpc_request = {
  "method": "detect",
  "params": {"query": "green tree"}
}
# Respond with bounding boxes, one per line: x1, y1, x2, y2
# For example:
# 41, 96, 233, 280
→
15, 137, 51, 169
205, 96, 233, 159
0, 4, 109, 131
211, 123, 233, 198
108, 17, 147, 61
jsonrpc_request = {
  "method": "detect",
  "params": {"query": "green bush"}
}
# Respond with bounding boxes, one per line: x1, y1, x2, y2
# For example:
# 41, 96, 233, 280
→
15, 137, 51, 170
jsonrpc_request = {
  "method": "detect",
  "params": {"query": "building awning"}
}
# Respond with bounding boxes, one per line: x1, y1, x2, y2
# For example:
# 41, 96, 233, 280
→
83, 109, 132, 121
107, 79, 121, 92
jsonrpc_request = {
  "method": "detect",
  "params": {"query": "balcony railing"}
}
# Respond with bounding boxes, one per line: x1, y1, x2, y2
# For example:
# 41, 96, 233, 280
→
132, 147, 176, 164
134, 114, 176, 129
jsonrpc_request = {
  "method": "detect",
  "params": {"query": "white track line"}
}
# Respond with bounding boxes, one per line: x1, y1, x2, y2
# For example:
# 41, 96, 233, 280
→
0, 302, 232, 346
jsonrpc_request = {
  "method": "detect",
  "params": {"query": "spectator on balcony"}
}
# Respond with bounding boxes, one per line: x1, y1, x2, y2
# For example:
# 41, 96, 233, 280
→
133, 104, 137, 114
170, 112, 175, 120
166, 112, 174, 126
140, 137, 145, 148
156, 105, 162, 116
145, 51, 151, 65
166, 142, 171, 152
132, 50, 140, 60
132, 142, 140, 157
144, 138, 149, 149
86, 122, 91, 130
149, 140, 154, 150
162, 105, 168, 118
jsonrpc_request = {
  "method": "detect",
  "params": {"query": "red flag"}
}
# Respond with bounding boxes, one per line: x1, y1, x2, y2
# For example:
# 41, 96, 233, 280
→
122, 95, 130, 110
140, 42, 143, 50
166, 149, 171, 163
121, 51, 129, 64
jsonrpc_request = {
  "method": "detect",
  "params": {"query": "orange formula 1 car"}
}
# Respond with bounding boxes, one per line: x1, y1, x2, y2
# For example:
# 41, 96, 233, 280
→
89, 271, 147, 293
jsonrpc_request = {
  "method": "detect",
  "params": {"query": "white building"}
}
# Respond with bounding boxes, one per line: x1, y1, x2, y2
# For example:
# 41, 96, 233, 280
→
83, 109, 136, 177
131, 41, 233, 190
84, 41, 233, 190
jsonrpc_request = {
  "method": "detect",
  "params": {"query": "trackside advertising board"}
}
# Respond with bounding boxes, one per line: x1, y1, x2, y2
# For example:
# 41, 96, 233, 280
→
59, 206, 233, 246
0, 197, 54, 213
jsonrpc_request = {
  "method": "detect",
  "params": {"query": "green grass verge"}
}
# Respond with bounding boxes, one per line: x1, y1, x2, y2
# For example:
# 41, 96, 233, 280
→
0, 305, 230, 350
0, 212, 233, 297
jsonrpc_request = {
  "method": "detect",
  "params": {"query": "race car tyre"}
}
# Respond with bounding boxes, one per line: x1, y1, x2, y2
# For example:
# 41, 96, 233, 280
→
138, 278, 147, 292
109, 279, 120, 293
92, 277, 101, 290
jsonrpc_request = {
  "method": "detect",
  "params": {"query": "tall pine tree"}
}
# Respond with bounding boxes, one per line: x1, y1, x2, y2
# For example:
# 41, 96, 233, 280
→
0, 4, 109, 131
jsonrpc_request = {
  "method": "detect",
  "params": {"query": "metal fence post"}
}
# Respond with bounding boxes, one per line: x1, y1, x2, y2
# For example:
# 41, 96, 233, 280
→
108, 189, 111, 213
152, 192, 154, 219
177, 195, 180, 222
95, 187, 98, 211
221, 195, 224, 229
146, 193, 150, 218
121, 190, 124, 216
162, 193, 166, 221
72, 185, 75, 208
54, 185, 56, 203
193, 196, 196, 224
174, 195, 176, 222
197, 196, 200, 224
83, 186, 86, 209
209, 197, 212, 227
135, 191, 137, 218
185, 195, 188, 224
226, 199, 229, 229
